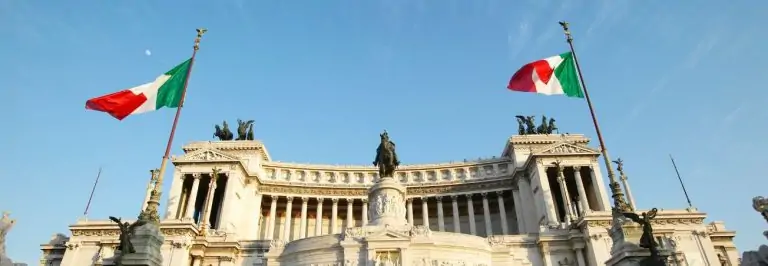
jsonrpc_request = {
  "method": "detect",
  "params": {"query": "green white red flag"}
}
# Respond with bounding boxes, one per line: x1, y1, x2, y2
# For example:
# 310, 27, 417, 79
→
85, 59, 192, 120
507, 52, 584, 98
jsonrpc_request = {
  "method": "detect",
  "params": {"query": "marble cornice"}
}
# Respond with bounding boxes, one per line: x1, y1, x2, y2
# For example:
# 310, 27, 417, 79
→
574, 210, 707, 229
258, 178, 514, 197
68, 220, 199, 238
182, 140, 271, 161
262, 158, 510, 171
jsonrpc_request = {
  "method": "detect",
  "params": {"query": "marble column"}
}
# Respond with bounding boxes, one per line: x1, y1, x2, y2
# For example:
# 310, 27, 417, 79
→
451, 195, 460, 233
573, 166, 590, 214
407, 198, 414, 225
481, 193, 493, 236
556, 166, 574, 223
346, 199, 354, 228
620, 173, 637, 212
283, 197, 293, 240
496, 191, 509, 235
535, 164, 559, 227
331, 198, 339, 233
200, 175, 218, 230
436, 196, 445, 231
362, 199, 369, 225
267, 195, 278, 239
466, 194, 476, 235
421, 197, 430, 227
315, 198, 324, 236
299, 197, 308, 238
184, 174, 201, 220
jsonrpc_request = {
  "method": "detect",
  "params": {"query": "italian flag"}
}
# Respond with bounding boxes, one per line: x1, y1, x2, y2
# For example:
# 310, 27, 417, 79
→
85, 59, 192, 120
507, 52, 584, 98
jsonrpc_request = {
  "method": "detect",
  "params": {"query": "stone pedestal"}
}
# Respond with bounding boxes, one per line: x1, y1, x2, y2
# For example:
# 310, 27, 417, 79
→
120, 224, 164, 266
367, 176, 408, 227
606, 214, 670, 266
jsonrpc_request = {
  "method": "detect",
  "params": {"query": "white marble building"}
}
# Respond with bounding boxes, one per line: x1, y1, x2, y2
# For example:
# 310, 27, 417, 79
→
40, 134, 739, 266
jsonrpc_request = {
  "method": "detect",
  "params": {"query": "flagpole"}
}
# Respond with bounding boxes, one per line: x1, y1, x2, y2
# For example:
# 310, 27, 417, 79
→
83, 167, 103, 218
139, 28, 207, 223
669, 154, 694, 209
558, 21, 631, 212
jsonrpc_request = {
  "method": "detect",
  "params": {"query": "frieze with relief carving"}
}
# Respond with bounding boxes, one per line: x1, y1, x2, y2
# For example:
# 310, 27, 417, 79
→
259, 186, 367, 196
71, 229, 119, 237
584, 217, 704, 228
407, 180, 513, 195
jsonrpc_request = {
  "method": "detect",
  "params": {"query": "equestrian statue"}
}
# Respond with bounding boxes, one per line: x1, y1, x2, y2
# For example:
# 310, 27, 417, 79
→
373, 130, 400, 178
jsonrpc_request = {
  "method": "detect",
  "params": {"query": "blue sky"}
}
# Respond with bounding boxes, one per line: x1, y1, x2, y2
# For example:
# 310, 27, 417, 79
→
2, 0, 766, 263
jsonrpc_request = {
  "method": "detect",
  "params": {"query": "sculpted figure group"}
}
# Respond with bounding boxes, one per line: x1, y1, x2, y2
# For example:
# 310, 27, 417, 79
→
515, 115, 558, 135
213, 119, 254, 141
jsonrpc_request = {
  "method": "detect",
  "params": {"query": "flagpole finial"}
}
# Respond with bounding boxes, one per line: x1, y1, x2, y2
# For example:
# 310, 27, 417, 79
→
558, 21, 573, 42
194, 28, 208, 50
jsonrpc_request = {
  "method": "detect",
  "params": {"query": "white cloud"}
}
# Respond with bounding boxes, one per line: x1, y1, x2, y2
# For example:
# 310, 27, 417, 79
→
144, 49, 152, 56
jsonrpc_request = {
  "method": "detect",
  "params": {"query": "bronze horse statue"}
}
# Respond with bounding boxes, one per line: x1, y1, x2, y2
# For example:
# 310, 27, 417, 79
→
236, 119, 255, 140
213, 121, 234, 141
373, 130, 400, 178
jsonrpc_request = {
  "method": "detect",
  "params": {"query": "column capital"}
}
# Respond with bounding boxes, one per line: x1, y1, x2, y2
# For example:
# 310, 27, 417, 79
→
347, 199, 355, 205
362, 198, 368, 203
286, 196, 294, 201
406, 198, 413, 203
450, 195, 458, 201
481, 192, 488, 199
435, 196, 443, 201
331, 198, 339, 203
271, 195, 279, 201
301, 197, 309, 202
573, 165, 583, 171
465, 194, 474, 200
495, 191, 504, 197
317, 197, 324, 203
191, 173, 202, 178
420, 197, 429, 202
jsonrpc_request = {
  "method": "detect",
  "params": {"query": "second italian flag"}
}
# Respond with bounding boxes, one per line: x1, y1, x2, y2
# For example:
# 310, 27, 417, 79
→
507, 52, 584, 98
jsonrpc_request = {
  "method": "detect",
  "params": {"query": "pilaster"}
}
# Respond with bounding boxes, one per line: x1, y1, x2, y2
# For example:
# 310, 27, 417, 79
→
164, 168, 185, 220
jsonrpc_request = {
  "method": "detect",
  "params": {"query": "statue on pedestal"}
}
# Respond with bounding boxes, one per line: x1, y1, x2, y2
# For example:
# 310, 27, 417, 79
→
622, 208, 660, 258
515, 115, 557, 135
373, 130, 400, 178
109, 216, 147, 266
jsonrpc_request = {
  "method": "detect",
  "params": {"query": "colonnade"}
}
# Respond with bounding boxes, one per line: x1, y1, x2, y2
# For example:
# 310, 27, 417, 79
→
532, 164, 609, 228
173, 172, 228, 230
168, 163, 610, 240
257, 191, 519, 241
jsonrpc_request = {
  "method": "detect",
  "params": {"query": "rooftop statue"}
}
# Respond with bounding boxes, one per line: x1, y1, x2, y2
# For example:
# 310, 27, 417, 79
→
236, 119, 255, 140
515, 115, 557, 135
213, 121, 234, 141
